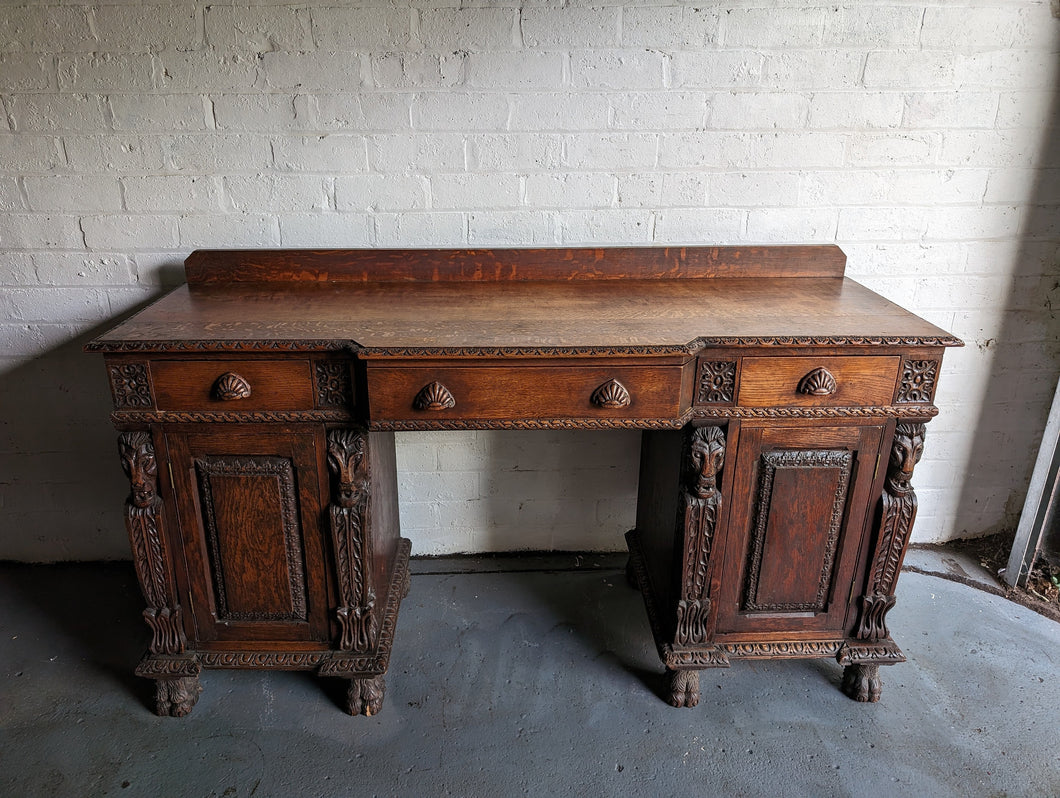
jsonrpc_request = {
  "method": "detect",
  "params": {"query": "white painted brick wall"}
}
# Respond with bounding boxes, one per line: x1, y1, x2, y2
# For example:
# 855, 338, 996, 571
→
0, 1, 1057, 561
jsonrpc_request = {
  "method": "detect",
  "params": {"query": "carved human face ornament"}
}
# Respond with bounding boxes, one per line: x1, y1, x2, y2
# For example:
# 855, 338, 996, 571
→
119, 431, 157, 508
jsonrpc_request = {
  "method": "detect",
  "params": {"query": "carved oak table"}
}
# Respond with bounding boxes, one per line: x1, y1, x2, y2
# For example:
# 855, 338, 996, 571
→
86, 246, 960, 716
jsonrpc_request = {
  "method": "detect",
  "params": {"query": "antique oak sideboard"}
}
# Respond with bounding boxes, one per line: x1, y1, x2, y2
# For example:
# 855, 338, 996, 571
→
86, 246, 960, 717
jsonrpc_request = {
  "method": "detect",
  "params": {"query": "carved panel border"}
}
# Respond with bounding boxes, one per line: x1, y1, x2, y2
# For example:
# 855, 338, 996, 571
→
896, 359, 939, 404
315, 361, 353, 408
742, 449, 853, 613
109, 362, 153, 408
696, 360, 737, 404
194, 455, 308, 623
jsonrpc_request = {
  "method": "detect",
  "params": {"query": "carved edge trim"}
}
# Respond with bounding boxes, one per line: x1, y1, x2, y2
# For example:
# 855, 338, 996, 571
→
135, 539, 414, 678
371, 415, 692, 431
88, 335, 963, 355
693, 405, 938, 419
87, 339, 351, 353
355, 336, 963, 358
112, 409, 351, 424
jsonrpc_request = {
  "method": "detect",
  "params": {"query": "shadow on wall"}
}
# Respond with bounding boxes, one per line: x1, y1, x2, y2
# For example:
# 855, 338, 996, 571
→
953, 59, 1060, 540
483, 429, 642, 553
0, 288, 174, 561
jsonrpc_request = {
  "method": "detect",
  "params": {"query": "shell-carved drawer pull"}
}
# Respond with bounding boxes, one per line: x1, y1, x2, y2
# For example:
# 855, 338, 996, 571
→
797, 367, 838, 396
212, 372, 252, 401
591, 378, 632, 409
413, 381, 456, 411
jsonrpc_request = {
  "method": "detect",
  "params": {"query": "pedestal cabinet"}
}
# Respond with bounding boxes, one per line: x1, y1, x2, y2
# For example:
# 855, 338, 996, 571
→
88, 246, 959, 716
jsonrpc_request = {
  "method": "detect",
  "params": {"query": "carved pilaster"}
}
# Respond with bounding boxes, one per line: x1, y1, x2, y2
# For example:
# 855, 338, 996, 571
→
853, 422, 925, 643
327, 429, 377, 653
675, 425, 725, 646
118, 431, 186, 656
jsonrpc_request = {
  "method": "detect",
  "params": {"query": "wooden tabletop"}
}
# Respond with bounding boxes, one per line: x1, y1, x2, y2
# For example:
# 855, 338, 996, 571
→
88, 275, 959, 355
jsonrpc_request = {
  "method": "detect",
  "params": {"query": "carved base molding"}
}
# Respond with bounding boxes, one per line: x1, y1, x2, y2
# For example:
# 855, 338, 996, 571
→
836, 640, 906, 666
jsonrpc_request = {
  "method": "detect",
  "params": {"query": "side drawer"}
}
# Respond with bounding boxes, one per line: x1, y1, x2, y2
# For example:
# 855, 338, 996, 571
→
367, 362, 690, 422
151, 359, 316, 412
737, 356, 901, 408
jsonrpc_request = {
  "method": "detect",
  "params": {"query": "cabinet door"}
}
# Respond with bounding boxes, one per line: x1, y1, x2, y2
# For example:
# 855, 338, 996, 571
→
714, 423, 885, 637
166, 428, 331, 646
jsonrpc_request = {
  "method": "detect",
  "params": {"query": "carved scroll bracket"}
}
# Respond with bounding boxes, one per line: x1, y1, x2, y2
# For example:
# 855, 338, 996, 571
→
676, 425, 726, 647
854, 422, 926, 642
118, 431, 186, 655
327, 429, 377, 653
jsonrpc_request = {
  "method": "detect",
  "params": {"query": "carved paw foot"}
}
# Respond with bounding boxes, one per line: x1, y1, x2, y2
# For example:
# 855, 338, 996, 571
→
346, 675, 386, 716
842, 663, 882, 703
667, 669, 700, 708
155, 676, 202, 717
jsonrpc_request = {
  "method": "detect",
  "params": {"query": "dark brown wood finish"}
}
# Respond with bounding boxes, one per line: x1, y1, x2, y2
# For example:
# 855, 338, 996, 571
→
184, 245, 849, 284
88, 246, 959, 716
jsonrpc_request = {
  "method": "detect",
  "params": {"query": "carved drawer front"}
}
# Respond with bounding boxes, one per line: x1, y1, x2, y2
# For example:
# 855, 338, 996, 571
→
367, 362, 690, 423
737, 356, 900, 408
151, 359, 317, 411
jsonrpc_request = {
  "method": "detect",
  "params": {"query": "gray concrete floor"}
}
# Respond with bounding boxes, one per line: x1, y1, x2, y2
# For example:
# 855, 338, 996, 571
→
2, 552, 1059, 798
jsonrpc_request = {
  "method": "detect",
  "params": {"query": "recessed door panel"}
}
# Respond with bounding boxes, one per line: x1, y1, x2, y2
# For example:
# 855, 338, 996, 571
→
716, 423, 884, 637
167, 428, 331, 646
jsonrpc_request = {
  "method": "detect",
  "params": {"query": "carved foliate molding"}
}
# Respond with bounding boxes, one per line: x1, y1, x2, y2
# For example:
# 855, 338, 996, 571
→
697, 360, 736, 404
315, 361, 353, 408
896, 359, 939, 404
118, 431, 186, 656
854, 422, 925, 641
675, 599, 709, 648
108, 363, 153, 408
327, 429, 377, 653
742, 448, 852, 613
194, 455, 307, 622
135, 654, 202, 678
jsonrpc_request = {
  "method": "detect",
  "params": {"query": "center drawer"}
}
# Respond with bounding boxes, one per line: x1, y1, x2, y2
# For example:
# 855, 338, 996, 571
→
366, 361, 691, 422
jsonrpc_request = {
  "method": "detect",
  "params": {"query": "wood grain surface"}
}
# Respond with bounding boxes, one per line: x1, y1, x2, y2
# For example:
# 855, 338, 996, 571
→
184, 246, 847, 284
89, 276, 958, 353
